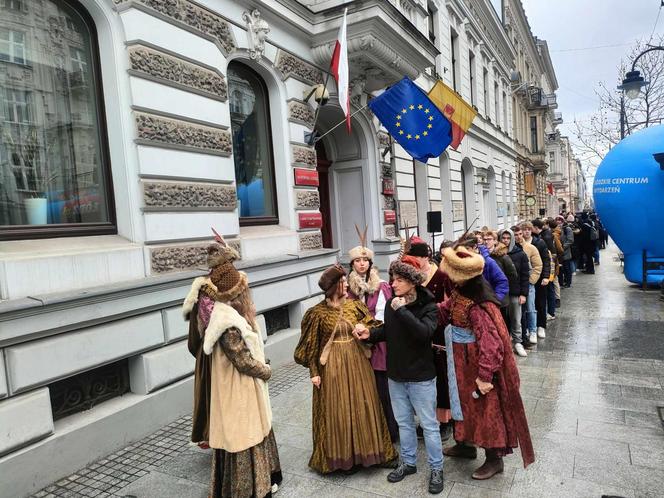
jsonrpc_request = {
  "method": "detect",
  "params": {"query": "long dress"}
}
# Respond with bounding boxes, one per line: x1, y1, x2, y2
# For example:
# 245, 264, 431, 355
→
209, 329, 282, 498
294, 299, 398, 473
187, 299, 212, 444
439, 290, 535, 467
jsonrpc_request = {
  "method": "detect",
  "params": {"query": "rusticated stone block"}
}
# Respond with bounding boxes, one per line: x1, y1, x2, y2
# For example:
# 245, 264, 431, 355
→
288, 100, 315, 127
292, 144, 316, 168
143, 181, 236, 209
299, 231, 323, 251
135, 112, 232, 155
377, 131, 391, 148
151, 240, 241, 273
128, 45, 227, 100
295, 189, 320, 209
385, 225, 396, 237
114, 0, 235, 55
276, 51, 323, 84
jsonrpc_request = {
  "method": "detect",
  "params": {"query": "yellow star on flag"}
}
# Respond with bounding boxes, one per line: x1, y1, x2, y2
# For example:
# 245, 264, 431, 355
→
415, 134, 420, 140
399, 130, 404, 135
428, 124, 433, 129
396, 115, 401, 120
409, 104, 415, 110
418, 104, 423, 109
424, 108, 430, 114
423, 131, 428, 136
406, 133, 412, 139
428, 116, 434, 121
395, 122, 400, 127
402, 108, 407, 114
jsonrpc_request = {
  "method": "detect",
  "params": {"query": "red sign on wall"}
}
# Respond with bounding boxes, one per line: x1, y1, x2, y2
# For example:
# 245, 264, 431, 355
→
294, 168, 319, 187
298, 212, 323, 229
384, 210, 396, 223
382, 178, 395, 196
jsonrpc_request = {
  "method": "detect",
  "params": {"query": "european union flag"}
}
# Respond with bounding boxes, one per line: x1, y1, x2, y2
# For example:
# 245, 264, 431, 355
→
369, 77, 452, 162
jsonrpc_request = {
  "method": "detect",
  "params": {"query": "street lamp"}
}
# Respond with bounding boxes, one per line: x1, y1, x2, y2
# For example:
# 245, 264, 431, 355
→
617, 45, 663, 138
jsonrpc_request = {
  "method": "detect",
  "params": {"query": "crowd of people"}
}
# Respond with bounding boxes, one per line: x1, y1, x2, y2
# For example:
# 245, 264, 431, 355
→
182, 212, 607, 497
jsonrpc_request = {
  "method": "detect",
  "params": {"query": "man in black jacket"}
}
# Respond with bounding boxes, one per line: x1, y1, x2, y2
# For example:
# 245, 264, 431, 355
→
521, 221, 551, 341
499, 229, 530, 357
354, 255, 444, 494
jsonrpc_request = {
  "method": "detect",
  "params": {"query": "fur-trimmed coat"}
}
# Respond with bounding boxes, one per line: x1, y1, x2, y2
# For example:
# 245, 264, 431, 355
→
183, 277, 272, 453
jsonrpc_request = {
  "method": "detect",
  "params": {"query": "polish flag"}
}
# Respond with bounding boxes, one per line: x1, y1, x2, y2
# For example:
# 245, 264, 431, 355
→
330, 8, 350, 132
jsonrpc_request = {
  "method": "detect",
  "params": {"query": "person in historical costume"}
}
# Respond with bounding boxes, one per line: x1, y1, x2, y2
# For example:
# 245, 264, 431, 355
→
294, 264, 397, 474
406, 236, 454, 438
183, 234, 282, 497
438, 245, 535, 480
346, 225, 399, 443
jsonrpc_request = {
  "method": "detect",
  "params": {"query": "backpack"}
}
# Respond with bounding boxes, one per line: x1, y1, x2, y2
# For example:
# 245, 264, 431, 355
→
586, 223, 599, 241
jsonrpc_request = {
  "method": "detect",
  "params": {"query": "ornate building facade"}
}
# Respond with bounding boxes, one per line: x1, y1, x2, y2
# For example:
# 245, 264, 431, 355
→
0, 1, 562, 495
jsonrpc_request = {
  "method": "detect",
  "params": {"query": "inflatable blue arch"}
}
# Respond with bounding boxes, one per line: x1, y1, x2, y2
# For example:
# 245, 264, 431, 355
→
594, 124, 664, 286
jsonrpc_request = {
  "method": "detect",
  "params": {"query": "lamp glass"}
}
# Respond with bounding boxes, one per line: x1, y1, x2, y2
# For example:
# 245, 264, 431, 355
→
625, 86, 642, 100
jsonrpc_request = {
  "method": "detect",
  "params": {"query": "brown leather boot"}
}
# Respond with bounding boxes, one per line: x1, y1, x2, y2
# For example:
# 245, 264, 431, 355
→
443, 443, 477, 459
471, 449, 504, 480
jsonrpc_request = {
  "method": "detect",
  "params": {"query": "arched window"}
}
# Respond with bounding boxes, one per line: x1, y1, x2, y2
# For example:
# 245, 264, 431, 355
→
227, 61, 277, 225
0, 0, 115, 239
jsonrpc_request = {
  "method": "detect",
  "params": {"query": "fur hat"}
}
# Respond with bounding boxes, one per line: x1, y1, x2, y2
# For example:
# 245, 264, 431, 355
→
349, 224, 374, 261
206, 228, 248, 302
440, 245, 485, 284
390, 255, 425, 285
318, 264, 347, 292
407, 236, 430, 258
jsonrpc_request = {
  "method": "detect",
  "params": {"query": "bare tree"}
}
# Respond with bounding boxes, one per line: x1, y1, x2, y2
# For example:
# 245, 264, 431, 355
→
573, 35, 664, 162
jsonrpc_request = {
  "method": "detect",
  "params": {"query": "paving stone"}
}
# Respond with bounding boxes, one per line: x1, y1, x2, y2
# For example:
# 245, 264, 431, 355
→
118, 471, 208, 498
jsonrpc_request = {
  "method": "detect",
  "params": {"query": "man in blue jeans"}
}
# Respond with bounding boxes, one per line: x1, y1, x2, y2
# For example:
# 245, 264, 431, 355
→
354, 255, 444, 494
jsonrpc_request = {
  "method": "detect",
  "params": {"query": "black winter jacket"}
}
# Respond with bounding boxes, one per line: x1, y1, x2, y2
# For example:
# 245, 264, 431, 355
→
368, 285, 438, 382
507, 244, 531, 297
530, 234, 552, 281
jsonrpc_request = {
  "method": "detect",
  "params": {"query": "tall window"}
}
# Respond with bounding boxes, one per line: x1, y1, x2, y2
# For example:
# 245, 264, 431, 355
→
468, 50, 476, 106
0, 28, 26, 64
494, 81, 499, 127
427, 4, 436, 43
502, 89, 507, 132
530, 116, 538, 152
450, 31, 460, 91
228, 62, 278, 225
0, 0, 115, 238
482, 68, 489, 118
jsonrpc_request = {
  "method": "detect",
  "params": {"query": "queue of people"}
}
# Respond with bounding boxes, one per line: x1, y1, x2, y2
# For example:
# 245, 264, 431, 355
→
183, 212, 606, 496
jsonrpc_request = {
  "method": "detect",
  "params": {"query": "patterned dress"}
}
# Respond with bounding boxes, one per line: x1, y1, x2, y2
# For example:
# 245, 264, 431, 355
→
294, 299, 398, 473
439, 291, 535, 467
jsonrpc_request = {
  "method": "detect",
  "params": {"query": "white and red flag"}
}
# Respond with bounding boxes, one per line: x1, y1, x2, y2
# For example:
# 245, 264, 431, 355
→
330, 8, 350, 132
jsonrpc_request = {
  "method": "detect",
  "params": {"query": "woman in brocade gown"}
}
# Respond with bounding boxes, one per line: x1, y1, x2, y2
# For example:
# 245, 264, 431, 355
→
183, 239, 282, 497
346, 230, 398, 443
294, 264, 397, 474
437, 245, 534, 480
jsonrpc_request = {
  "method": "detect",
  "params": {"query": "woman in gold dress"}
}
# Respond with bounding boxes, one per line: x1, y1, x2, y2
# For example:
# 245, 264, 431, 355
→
294, 264, 397, 474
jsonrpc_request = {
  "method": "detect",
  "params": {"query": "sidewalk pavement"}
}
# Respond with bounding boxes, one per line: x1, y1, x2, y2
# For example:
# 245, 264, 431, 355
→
32, 243, 664, 498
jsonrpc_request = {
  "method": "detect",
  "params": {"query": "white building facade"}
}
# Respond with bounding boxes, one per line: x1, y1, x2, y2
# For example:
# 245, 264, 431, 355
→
0, 1, 561, 494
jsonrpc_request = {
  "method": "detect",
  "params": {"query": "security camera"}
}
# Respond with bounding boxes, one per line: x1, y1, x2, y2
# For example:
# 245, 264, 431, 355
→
304, 83, 329, 106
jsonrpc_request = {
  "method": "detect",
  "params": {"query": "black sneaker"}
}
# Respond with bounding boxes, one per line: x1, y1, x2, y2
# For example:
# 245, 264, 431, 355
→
416, 425, 424, 439
428, 468, 444, 494
387, 462, 417, 483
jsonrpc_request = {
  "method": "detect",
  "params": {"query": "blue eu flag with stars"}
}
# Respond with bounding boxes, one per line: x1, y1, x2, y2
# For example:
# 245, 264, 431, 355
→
369, 77, 452, 163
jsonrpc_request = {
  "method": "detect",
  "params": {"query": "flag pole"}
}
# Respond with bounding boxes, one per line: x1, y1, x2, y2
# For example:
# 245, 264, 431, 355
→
312, 103, 370, 143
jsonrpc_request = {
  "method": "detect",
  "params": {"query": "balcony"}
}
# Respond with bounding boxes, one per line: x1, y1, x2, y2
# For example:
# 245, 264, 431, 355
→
552, 111, 563, 125
527, 87, 558, 110
529, 150, 547, 171
311, 1, 438, 96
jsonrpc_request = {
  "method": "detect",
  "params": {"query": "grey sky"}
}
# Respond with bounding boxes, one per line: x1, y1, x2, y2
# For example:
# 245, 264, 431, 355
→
520, 0, 663, 171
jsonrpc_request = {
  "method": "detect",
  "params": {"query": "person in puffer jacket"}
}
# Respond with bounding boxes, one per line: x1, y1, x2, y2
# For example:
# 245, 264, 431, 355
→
498, 229, 530, 357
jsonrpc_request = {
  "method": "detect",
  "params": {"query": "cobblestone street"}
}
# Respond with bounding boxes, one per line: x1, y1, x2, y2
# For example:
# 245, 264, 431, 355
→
32, 244, 664, 498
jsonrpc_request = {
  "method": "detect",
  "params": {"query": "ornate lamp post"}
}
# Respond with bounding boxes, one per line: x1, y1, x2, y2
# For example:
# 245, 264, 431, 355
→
617, 45, 664, 139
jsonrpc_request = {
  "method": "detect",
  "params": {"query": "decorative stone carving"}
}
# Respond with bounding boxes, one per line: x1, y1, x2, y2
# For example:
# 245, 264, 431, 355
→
242, 9, 269, 60
135, 112, 232, 155
114, 0, 235, 55
292, 144, 317, 168
128, 45, 227, 101
381, 161, 393, 178
299, 231, 323, 251
288, 100, 315, 127
151, 240, 241, 273
295, 189, 320, 209
385, 225, 397, 238
143, 181, 236, 209
275, 51, 323, 84
382, 195, 396, 210
377, 131, 391, 148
